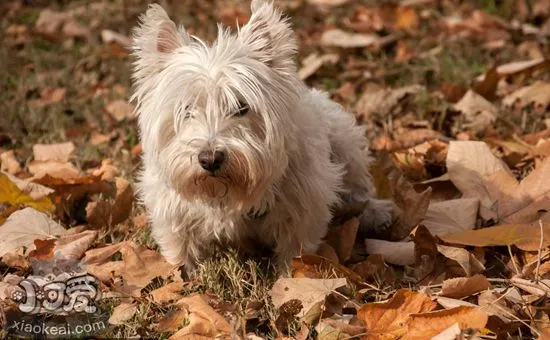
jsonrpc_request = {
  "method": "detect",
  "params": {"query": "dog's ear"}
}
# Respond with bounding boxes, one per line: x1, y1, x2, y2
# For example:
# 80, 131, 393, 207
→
239, 0, 297, 74
132, 4, 189, 76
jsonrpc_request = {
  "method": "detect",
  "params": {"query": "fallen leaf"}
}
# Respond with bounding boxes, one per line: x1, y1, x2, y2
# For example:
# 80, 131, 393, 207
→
87, 158, 119, 181
271, 278, 347, 319
357, 289, 437, 340
100, 29, 131, 46
30, 87, 66, 107
453, 90, 497, 135
389, 164, 432, 240
298, 53, 339, 80
105, 100, 135, 121
364, 239, 414, 266
393, 6, 419, 30
54, 230, 98, 260
430, 322, 462, 340
351, 254, 396, 283
410, 225, 439, 281
307, 0, 350, 6
441, 274, 491, 299
86, 177, 134, 227
291, 254, 364, 286
436, 245, 485, 277
320, 29, 381, 48
404, 306, 488, 340
0, 150, 21, 174
0, 207, 67, 258
503, 81, 550, 113
483, 157, 550, 223
150, 281, 185, 304
84, 241, 175, 297
325, 217, 359, 263
0, 172, 55, 214
29, 160, 81, 180
355, 85, 424, 121
421, 198, 479, 236
440, 218, 550, 251
494, 58, 550, 77
477, 290, 515, 322
1, 250, 30, 270
446, 141, 511, 220
170, 294, 233, 338
109, 302, 137, 325
33, 142, 75, 162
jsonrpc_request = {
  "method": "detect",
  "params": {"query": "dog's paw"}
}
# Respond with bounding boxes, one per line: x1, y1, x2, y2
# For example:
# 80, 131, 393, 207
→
358, 198, 394, 233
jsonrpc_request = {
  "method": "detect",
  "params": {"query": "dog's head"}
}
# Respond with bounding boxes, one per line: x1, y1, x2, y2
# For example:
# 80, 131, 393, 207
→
132, 0, 299, 211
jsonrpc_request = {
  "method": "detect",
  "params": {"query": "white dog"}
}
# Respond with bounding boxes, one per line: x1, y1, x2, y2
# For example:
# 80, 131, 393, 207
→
131, 0, 392, 272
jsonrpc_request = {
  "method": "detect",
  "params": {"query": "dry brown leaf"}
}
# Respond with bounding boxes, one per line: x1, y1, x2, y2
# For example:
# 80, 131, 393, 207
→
357, 289, 437, 340
404, 306, 488, 340
29, 160, 80, 180
315, 242, 340, 263
503, 81, 550, 113
306, 0, 350, 6
100, 29, 131, 46
446, 141, 511, 220
484, 157, 550, 223
441, 274, 491, 299
90, 131, 112, 146
421, 199, 479, 236
170, 294, 233, 338
320, 29, 381, 48
1, 150, 21, 174
477, 290, 515, 322
325, 217, 359, 263
150, 281, 185, 304
33, 142, 75, 162
105, 100, 135, 121
364, 239, 414, 266
108, 302, 138, 325
30, 87, 67, 106
351, 254, 396, 283
54, 230, 98, 260
440, 218, 550, 251
393, 6, 419, 30
291, 254, 364, 285
453, 90, 497, 135
271, 278, 347, 318
87, 158, 120, 181
355, 85, 424, 121
0, 207, 67, 258
436, 245, 485, 277
1, 250, 30, 270
298, 53, 339, 80
86, 177, 134, 227
85, 241, 175, 296
494, 58, 549, 77
315, 317, 366, 338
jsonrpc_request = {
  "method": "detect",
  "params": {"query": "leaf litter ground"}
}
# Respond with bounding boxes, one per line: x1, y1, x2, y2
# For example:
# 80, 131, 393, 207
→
1, 0, 550, 339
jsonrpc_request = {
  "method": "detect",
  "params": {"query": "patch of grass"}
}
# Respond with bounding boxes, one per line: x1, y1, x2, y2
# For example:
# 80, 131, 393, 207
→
193, 250, 278, 337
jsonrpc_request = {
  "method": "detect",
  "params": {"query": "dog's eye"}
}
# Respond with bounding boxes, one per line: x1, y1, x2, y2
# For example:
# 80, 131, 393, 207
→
233, 102, 249, 117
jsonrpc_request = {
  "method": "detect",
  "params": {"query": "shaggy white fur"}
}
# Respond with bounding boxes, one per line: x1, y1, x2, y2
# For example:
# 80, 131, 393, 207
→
131, 0, 392, 272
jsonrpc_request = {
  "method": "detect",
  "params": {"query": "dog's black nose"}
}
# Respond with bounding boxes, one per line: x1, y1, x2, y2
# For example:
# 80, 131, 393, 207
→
198, 150, 225, 172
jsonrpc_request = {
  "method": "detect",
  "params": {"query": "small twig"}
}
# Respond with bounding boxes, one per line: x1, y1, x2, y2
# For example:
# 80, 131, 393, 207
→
508, 245, 520, 275
535, 219, 544, 283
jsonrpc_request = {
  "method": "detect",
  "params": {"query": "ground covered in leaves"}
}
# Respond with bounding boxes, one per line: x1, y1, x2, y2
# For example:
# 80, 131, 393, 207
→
1, 0, 550, 339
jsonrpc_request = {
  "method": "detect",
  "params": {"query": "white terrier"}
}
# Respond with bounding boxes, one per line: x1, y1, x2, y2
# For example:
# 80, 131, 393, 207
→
131, 0, 392, 272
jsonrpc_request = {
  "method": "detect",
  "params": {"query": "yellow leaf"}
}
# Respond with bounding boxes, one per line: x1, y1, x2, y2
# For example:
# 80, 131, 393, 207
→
0, 173, 55, 214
